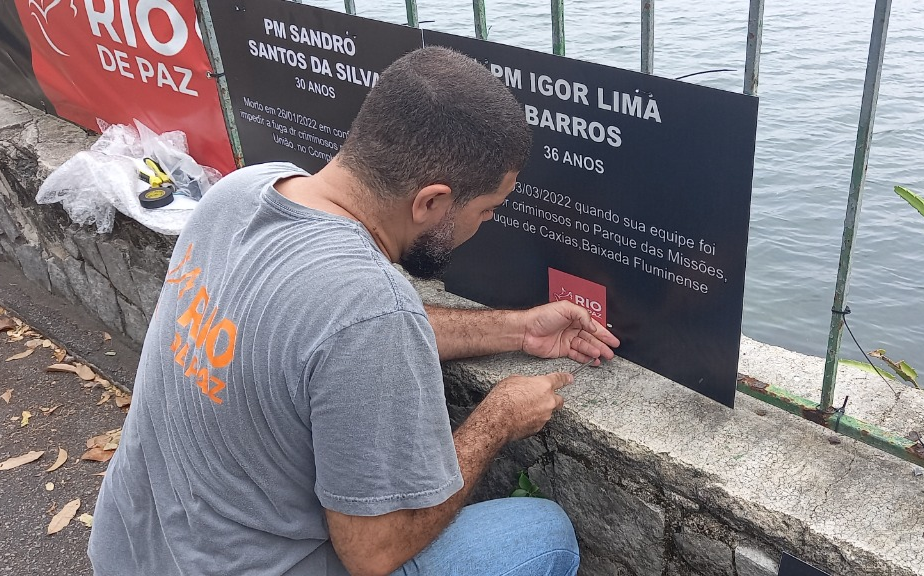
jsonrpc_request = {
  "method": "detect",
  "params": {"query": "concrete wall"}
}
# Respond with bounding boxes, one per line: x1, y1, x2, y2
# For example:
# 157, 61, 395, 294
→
2, 93, 923, 576
0, 96, 174, 344
417, 282, 924, 576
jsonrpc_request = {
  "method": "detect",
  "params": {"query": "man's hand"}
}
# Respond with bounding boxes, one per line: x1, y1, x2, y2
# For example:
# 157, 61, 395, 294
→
483, 372, 574, 441
423, 302, 620, 362
521, 301, 620, 364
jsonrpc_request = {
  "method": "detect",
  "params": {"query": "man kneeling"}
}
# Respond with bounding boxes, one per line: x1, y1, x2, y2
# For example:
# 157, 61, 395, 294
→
89, 46, 619, 576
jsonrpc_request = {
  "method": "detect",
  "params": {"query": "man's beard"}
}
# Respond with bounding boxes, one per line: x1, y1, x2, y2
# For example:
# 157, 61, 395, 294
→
400, 213, 456, 280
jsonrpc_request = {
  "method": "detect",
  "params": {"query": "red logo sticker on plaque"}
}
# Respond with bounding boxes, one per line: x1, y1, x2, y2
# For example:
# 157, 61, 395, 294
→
548, 267, 606, 323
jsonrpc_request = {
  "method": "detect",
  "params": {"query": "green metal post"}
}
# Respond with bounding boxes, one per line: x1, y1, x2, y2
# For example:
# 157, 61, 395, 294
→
551, 0, 565, 56
344, 0, 356, 15
405, 0, 419, 27
820, 0, 892, 410
743, 0, 764, 95
640, 0, 653, 74
192, 0, 245, 168
473, 0, 488, 40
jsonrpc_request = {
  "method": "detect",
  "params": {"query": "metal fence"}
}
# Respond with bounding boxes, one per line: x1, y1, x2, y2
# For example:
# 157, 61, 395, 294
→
202, 0, 922, 465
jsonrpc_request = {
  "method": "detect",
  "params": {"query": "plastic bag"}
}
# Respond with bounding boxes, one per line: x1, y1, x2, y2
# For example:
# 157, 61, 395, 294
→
36, 120, 223, 235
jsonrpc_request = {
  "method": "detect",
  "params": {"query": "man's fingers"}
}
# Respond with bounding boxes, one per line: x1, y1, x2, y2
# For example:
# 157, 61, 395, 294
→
584, 327, 619, 351
547, 371, 574, 391
554, 393, 565, 410
561, 300, 620, 348
577, 308, 598, 333
569, 329, 617, 363
571, 335, 607, 361
554, 300, 597, 333
588, 319, 621, 348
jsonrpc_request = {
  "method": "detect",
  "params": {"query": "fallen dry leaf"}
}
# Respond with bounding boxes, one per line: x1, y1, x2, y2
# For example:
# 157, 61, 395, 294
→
87, 428, 118, 447
45, 482, 54, 491
53, 348, 66, 362
7, 321, 30, 341
102, 430, 122, 451
0, 316, 14, 332
115, 394, 132, 408
86, 434, 108, 449
46, 448, 67, 472
0, 450, 45, 470
1, 389, 11, 404
80, 447, 114, 463
46, 363, 78, 374
78, 513, 93, 528
47, 498, 80, 535
26, 338, 44, 349
75, 364, 96, 381
5, 349, 35, 362
42, 339, 53, 348
40, 404, 61, 416
92, 471, 106, 477
85, 428, 121, 453
104, 351, 116, 356
102, 331, 112, 341
20, 411, 32, 427
96, 392, 112, 406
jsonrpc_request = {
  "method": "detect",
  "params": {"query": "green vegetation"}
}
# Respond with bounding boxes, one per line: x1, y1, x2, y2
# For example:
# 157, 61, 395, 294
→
510, 471, 545, 498
895, 185, 924, 218
838, 186, 923, 389
840, 351, 918, 389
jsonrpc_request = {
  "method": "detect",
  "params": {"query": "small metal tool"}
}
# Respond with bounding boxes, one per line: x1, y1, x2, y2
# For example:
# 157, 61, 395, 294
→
570, 357, 596, 376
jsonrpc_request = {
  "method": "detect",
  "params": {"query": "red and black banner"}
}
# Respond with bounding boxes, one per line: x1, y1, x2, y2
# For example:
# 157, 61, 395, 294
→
0, 0, 234, 174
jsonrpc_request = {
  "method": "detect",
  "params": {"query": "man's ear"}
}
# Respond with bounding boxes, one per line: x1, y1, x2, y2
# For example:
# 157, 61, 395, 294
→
410, 183, 453, 226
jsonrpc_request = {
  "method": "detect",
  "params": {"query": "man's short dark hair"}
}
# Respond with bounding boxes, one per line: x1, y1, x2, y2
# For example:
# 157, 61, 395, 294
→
338, 46, 532, 205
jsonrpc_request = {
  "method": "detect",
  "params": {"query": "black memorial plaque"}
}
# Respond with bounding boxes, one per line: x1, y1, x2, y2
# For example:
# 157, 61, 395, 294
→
778, 553, 832, 576
425, 31, 758, 407
206, 0, 422, 172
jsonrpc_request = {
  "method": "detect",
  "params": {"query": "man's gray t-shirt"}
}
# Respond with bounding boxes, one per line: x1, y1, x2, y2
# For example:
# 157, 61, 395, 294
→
89, 162, 463, 575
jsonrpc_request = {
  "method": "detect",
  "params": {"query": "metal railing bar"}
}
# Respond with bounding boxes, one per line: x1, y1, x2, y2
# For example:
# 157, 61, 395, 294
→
192, 0, 245, 168
743, 0, 764, 95
551, 0, 565, 56
641, 0, 654, 74
405, 0, 419, 27
473, 0, 488, 39
820, 0, 893, 410
344, 0, 356, 15
738, 374, 923, 466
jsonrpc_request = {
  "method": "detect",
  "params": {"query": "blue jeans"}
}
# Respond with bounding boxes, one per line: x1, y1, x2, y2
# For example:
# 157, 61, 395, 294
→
392, 498, 580, 576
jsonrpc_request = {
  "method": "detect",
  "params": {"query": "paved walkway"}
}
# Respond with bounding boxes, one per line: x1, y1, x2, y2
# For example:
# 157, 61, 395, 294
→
0, 262, 140, 576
